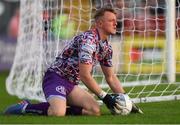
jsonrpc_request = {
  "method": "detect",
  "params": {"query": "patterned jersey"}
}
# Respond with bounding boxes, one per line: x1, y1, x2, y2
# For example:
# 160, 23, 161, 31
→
49, 28, 113, 84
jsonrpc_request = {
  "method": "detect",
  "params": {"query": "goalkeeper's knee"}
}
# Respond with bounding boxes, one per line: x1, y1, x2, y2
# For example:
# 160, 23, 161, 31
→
90, 106, 101, 116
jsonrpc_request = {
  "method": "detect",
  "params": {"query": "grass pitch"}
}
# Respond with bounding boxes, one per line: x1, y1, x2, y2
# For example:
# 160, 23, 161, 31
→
0, 71, 180, 124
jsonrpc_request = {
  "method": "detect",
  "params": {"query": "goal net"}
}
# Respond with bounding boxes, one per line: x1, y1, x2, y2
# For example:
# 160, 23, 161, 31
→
6, 0, 180, 103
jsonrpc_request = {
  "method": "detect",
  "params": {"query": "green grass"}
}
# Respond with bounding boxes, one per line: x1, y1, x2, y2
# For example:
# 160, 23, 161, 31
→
0, 71, 180, 124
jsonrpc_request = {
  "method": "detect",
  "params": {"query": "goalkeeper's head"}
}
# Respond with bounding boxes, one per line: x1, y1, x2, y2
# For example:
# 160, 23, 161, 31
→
94, 7, 117, 36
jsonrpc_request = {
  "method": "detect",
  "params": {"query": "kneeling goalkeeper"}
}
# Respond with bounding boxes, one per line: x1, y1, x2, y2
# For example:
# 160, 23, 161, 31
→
4, 7, 142, 116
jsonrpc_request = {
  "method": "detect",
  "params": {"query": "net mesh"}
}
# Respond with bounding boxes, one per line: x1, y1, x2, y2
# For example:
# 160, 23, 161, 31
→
6, 0, 180, 102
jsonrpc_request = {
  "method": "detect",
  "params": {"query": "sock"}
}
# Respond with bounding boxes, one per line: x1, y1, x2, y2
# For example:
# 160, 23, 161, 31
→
25, 102, 82, 116
25, 102, 50, 115
66, 106, 83, 115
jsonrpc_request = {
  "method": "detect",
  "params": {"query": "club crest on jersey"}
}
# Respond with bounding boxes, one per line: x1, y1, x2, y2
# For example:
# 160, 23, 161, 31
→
56, 86, 66, 95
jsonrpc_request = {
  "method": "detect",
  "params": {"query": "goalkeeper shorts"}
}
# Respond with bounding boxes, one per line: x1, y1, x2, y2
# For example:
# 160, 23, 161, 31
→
42, 70, 76, 101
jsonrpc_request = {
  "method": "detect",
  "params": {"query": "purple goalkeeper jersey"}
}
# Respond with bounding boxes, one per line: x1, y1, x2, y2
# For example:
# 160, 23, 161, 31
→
48, 28, 113, 84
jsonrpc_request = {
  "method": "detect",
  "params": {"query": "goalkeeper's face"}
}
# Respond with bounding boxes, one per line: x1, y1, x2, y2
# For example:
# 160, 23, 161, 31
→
100, 12, 117, 35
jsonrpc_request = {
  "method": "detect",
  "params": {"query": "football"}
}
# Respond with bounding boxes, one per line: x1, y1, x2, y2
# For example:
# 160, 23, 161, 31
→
113, 93, 132, 115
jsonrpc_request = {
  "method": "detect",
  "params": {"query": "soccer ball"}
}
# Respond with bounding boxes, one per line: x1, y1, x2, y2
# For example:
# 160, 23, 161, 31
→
113, 93, 132, 115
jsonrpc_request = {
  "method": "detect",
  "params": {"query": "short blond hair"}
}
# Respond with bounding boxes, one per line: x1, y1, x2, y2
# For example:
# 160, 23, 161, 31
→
94, 7, 116, 21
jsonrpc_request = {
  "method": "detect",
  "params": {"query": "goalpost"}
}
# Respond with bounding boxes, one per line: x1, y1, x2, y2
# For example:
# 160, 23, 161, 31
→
6, 0, 180, 103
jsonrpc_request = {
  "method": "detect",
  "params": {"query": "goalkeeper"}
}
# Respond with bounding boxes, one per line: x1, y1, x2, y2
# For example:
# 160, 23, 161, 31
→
4, 7, 142, 116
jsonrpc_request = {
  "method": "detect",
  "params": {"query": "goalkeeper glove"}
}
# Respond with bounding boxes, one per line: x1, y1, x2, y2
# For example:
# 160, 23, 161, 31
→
101, 93, 123, 114
102, 94, 116, 111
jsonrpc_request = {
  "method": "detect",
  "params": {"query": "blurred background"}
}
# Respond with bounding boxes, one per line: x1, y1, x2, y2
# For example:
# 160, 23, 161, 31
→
1, 0, 180, 72
0, 0, 19, 71
0, 0, 180, 105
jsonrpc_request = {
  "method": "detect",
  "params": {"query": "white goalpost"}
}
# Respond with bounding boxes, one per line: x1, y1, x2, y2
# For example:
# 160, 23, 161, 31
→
6, 0, 180, 103
166, 0, 176, 83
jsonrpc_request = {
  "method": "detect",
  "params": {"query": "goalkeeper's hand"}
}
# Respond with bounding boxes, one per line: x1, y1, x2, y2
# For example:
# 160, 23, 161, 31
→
102, 94, 123, 114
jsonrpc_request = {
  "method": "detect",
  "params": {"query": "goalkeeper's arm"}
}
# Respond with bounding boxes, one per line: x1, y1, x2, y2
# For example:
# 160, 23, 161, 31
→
101, 65, 144, 114
79, 63, 121, 112
101, 65, 125, 93
79, 63, 104, 97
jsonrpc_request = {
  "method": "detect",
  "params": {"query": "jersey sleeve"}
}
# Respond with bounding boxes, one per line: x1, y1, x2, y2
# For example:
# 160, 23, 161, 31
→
79, 38, 96, 65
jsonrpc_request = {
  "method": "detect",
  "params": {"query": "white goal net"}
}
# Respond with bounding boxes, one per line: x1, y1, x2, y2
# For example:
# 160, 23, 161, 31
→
6, 0, 180, 103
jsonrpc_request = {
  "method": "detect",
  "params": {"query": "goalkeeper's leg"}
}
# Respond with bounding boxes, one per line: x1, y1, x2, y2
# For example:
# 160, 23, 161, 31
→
4, 87, 100, 116
67, 85, 100, 116
4, 71, 100, 116
43, 72, 100, 116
